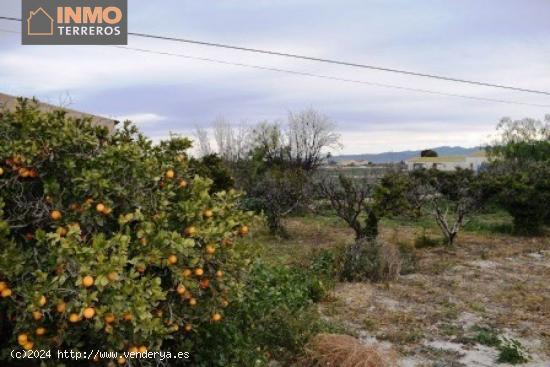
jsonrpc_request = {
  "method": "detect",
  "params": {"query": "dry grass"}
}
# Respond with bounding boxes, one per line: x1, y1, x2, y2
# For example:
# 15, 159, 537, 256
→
304, 333, 397, 367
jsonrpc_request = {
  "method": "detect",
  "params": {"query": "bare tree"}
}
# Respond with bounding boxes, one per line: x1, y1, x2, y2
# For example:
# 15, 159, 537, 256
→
317, 174, 379, 240
193, 126, 212, 157
287, 109, 342, 170
409, 169, 482, 246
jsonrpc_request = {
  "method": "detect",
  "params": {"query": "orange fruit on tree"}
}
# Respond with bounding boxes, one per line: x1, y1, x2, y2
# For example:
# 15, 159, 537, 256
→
32, 311, 43, 320
38, 295, 47, 306
167, 255, 178, 265
181, 268, 192, 277
17, 333, 28, 345
211, 313, 222, 322
0, 281, 7, 292
165, 169, 175, 179
200, 279, 210, 289
83, 307, 95, 319
184, 226, 197, 237
22, 341, 34, 350
194, 268, 204, 277
178, 179, 188, 188
138, 346, 147, 353
128, 346, 138, 353
203, 209, 214, 218
104, 313, 116, 324
107, 272, 119, 282
95, 203, 105, 213
205, 244, 216, 254
69, 313, 80, 323
117, 356, 126, 365
123, 312, 133, 321
184, 324, 193, 332
35, 327, 46, 336
82, 275, 94, 288
0, 288, 11, 298
0, 167, 4, 176
50, 210, 62, 221
189, 298, 197, 306
176, 285, 186, 295
239, 225, 249, 236
216, 270, 224, 278
56, 302, 66, 313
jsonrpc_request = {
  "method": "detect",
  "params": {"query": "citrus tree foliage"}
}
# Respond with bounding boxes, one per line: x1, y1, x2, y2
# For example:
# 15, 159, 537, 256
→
484, 116, 550, 234
0, 99, 252, 363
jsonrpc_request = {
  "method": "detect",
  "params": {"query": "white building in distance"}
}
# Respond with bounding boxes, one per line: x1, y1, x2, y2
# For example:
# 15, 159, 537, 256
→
406, 151, 488, 172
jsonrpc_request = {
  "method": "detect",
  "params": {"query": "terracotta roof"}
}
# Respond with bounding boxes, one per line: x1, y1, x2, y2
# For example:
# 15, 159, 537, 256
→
0, 93, 118, 131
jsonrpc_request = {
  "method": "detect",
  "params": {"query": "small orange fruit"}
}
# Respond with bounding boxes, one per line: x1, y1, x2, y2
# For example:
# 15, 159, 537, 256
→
107, 272, 119, 282
200, 279, 210, 289
216, 270, 224, 278
167, 255, 178, 265
22, 341, 34, 350
165, 169, 175, 179
184, 324, 193, 332
205, 245, 216, 254
194, 268, 204, 277
83, 307, 95, 319
35, 327, 46, 336
176, 285, 186, 295
50, 210, 62, 221
239, 225, 249, 236
181, 269, 192, 277
117, 356, 126, 365
189, 298, 197, 306
184, 226, 197, 237
178, 179, 188, 188
0, 281, 7, 292
138, 346, 147, 353
38, 295, 47, 306
17, 333, 28, 345
56, 301, 66, 313
104, 313, 116, 324
69, 313, 80, 323
123, 312, 133, 321
82, 275, 94, 288
128, 346, 138, 353
32, 311, 43, 320
95, 203, 105, 213
211, 313, 222, 322
203, 209, 214, 218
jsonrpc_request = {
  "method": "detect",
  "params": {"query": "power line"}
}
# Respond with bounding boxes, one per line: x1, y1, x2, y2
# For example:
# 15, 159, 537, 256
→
0, 27, 548, 108
1, 14, 550, 97
111, 45, 550, 108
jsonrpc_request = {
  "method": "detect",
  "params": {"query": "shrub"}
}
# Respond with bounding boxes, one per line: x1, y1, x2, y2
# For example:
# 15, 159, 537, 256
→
193, 261, 333, 365
0, 100, 253, 364
497, 337, 531, 364
341, 238, 401, 282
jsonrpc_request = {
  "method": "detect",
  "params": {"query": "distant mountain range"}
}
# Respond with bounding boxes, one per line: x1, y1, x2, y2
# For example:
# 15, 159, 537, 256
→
332, 146, 483, 164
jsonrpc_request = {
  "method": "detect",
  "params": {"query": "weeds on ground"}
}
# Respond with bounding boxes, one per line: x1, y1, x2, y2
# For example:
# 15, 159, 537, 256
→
470, 326, 531, 364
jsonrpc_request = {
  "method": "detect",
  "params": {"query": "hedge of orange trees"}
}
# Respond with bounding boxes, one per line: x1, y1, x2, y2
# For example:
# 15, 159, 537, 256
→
0, 99, 253, 365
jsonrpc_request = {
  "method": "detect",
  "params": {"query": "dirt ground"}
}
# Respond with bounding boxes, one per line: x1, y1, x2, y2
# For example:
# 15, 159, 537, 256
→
262, 217, 550, 366
321, 232, 550, 366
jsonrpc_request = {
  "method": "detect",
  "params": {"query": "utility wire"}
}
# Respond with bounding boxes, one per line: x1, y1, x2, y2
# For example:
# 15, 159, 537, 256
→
110, 45, 550, 108
0, 27, 549, 108
1, 15, 550, 96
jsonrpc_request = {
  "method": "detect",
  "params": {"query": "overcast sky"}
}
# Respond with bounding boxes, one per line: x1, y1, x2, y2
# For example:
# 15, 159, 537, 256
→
1, 0, 549, 154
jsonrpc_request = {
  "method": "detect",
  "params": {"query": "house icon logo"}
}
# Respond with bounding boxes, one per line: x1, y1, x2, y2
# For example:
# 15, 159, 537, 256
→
27, 7, 54, 36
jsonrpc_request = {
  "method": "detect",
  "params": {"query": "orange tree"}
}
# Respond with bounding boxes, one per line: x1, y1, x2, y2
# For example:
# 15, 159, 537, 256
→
0, 99, 253, 364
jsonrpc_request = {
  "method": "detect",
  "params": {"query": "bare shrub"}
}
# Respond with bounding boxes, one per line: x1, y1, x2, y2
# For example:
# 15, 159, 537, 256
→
342, 238, 401, 282
304, 333, 397, 367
